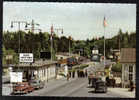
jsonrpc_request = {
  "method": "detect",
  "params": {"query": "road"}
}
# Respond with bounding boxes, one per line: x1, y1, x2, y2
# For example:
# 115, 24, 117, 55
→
26, 77, 127, 97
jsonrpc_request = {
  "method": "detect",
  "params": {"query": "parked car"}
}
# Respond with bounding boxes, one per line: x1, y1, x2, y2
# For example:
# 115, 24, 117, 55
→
12, 82, 34, 94
67, 57, 78, 67
29, 80, 45, 89
95, 80, 107, 93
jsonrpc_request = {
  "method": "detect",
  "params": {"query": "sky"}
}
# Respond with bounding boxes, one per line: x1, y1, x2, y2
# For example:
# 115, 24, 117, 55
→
3, 2, 136, 40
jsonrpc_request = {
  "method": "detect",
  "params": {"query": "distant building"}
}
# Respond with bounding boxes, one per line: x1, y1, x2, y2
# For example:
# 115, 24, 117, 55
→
120, 48, 136, 88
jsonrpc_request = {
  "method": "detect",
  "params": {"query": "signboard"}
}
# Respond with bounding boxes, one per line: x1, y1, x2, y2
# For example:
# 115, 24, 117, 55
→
10, 72, 23, 83
20, 53, 33, 63
92, 50, 99, 54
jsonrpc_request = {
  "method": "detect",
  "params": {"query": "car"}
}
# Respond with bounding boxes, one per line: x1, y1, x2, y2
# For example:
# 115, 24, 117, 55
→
90, 54, 100, 62
95, 80, 107, 93
67, 57, 78, 66
12, 82, 34, 94
29, 80, 45, 89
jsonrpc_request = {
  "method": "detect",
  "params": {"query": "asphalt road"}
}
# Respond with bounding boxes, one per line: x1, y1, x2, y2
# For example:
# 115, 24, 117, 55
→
26, 77, 126, 97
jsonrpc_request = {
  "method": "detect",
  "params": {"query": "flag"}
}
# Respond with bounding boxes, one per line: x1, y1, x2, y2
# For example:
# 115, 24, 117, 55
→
103, 16, 107, 27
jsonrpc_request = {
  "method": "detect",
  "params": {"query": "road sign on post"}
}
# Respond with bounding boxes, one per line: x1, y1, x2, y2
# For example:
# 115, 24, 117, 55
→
19, 53, 33, 63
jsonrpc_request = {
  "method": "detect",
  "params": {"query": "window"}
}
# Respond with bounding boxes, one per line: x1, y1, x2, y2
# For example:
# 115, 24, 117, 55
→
129, 65, 133, 72
129, 74, 133, 80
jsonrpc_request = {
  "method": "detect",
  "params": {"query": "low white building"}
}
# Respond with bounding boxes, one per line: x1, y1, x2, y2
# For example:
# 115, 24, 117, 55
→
11, 60, 57, 82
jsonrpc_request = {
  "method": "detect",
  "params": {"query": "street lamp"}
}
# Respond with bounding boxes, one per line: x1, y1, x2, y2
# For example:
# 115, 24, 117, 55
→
10, 21, 28, 65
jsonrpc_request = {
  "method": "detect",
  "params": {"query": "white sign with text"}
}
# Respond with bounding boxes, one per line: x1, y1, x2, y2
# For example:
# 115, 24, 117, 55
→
10, 72, 23, 83
20, 53, 33, 63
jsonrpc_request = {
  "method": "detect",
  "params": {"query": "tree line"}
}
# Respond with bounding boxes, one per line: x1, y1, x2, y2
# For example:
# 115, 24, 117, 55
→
3, 29, 136, 64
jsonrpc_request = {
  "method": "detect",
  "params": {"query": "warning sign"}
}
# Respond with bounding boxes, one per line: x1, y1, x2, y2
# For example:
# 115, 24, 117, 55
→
19, 53, 33, 63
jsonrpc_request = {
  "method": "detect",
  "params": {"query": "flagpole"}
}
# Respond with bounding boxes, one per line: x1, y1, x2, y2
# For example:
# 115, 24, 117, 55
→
51, 36, 53, 61
103, 16, 106, 68
104, 27, 105, 68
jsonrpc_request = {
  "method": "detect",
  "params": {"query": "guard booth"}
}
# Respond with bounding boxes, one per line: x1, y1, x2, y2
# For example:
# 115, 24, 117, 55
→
12, 60, 57, 82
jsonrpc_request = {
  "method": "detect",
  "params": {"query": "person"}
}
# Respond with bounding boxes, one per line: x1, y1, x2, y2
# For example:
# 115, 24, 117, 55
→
85, 69, 88, 77
72, 70, 75, 78
77, 70, 80, 78
88, 73, 93, 86
112, 77, 116, 88
69, 71, 71, 78
67, 73, 70, 81
106, 76, 110, 86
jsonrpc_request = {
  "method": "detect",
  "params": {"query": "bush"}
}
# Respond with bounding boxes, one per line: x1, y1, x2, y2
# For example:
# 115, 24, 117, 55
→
111, 63, 122, 72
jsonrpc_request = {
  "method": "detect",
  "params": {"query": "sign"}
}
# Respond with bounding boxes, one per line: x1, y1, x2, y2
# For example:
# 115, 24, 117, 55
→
92, 50, 99, 54
10, 72, 23, 83
20, 53, 33, 63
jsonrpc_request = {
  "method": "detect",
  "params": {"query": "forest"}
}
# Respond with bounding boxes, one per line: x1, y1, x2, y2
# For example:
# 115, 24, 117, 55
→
2, 29, 136, 64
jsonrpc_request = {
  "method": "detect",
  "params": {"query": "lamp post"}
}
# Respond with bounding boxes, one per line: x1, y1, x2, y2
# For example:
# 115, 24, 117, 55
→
11, 21, 28, 53
11, 21, 28, 65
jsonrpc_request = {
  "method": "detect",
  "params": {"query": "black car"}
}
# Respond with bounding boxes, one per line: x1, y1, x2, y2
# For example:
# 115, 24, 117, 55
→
95, 80, 107, 93
91, 77, 100, 88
